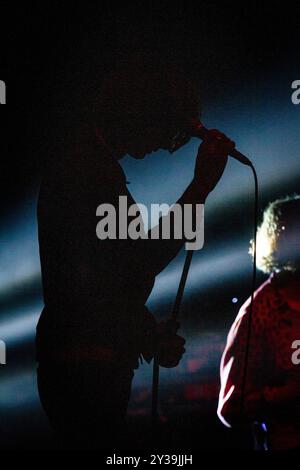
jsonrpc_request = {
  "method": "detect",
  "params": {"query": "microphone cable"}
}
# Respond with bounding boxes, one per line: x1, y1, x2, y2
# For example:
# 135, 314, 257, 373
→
152, 126, 259, 437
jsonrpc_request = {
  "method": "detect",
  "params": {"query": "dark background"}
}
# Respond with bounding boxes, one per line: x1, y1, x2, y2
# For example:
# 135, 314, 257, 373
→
1, 1, 299, 207
0, 0, 299, 450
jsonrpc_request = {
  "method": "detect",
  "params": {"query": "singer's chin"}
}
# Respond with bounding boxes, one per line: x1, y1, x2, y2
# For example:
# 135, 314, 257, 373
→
129, 151, 147, 159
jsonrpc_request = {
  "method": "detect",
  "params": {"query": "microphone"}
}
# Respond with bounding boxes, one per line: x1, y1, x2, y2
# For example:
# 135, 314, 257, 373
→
190, 119, 253, 167
169, 118, 253, 167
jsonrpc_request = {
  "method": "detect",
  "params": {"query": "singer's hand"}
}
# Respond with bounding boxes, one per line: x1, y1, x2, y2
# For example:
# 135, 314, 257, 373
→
156, 320, 186, 368
194, 129, 235, 195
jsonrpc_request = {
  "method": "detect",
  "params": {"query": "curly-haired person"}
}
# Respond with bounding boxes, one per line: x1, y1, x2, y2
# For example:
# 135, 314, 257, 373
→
218, 195, 300, 450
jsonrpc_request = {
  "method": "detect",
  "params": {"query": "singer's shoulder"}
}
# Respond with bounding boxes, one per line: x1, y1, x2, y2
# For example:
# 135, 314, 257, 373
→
43, 126, 125, 188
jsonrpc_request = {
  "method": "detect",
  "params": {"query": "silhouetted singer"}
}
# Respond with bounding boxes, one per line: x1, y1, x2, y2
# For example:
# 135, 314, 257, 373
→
36, 60, 234, 449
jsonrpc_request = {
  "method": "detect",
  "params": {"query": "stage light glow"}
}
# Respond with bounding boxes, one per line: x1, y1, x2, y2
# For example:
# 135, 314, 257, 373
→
0, 303, 41, 344
0, 368, 39, 408
147, 242, 250, 308
0, 198, 40, 298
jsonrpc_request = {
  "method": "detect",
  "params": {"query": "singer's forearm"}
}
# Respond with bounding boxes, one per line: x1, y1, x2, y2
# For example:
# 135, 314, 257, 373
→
176, 177, 209, 206
130, 179, 207, 278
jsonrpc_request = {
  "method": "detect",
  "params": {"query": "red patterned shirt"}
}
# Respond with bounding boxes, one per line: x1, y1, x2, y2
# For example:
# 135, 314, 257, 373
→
218, 271, 300, 449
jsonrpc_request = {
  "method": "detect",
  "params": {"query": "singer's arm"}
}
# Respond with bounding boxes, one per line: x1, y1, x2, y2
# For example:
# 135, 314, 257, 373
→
130, 129, 234, 278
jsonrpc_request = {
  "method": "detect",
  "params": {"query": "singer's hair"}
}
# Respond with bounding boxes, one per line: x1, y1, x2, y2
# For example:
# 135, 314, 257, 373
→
91, 59, 201, 133
249, 195, 300, 273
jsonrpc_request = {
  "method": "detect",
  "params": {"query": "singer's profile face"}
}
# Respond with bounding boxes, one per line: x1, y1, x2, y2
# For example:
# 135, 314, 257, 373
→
127, 132, 172, 158
127, 116, 192, 159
